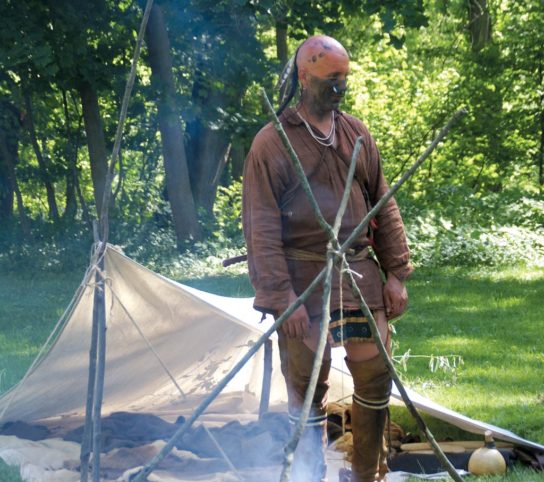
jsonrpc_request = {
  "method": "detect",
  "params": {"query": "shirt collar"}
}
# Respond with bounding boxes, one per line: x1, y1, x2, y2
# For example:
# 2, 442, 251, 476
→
281, 106, 343, 126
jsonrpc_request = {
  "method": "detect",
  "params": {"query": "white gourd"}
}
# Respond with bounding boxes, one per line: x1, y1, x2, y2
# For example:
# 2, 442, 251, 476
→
468, 430, 507, 475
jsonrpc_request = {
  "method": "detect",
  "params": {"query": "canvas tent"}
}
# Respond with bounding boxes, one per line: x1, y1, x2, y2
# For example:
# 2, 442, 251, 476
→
0, 245, 543, 481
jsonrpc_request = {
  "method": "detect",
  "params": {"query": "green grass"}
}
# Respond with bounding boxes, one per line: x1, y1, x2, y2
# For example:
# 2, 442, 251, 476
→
0, 270, 83, 394
1, 263, 543, 481
180, 272, 255, 297
392, 266, 544, 446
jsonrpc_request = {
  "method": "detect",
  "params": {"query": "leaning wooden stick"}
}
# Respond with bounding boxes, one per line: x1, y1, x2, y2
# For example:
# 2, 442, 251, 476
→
91, 259, 107, 482
281, 250, 335, 482
262, 86, 467, 481
343, 108, 468, 251
80, 258, 102, 482
98, 0, 155, 245
82, 2, 155, 481
342, 265, 465, 482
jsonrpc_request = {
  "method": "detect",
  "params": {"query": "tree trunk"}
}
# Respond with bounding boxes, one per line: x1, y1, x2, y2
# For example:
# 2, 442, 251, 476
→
145, 3, 201, 244
0, 100, 28, 233
276, 15, 289, 65
79, 81, 109, 217
468, 0, 491, 52
61, 89, 78, 221
185, 116, 230, 214
0, 156, 14, 223
68, 90, 92, 227
23, 91, 60, 223
539, 55, 544, 189
229, 141, 245, 180
0, 133, 30, 235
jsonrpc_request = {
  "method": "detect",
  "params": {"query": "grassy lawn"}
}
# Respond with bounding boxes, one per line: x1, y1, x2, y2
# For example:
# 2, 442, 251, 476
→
0, 262, 543, 481
392, 266, 544, 446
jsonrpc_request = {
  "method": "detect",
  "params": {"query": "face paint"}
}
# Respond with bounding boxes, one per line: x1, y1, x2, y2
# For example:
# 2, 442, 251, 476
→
296, 35, 349, 80
296, 35, 350, 115
323, 78, 348, 95
306, 73, 349, 112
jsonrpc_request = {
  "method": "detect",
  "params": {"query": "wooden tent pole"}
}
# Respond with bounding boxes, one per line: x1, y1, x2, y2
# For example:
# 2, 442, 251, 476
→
98, 0, 154, 244
91, 253, 107, 482
258, 339, 273, 419
79, 231, 101, 482
79, 1, 154, 479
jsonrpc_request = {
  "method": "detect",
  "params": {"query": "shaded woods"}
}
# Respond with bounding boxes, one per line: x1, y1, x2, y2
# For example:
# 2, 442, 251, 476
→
0, 0, 542, 267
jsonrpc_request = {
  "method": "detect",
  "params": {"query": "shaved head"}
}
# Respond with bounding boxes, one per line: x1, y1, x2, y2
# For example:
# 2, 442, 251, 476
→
296, 35, 349, 82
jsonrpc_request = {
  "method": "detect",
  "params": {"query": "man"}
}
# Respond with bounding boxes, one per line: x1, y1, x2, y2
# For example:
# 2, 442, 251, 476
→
242, 35, 412, 482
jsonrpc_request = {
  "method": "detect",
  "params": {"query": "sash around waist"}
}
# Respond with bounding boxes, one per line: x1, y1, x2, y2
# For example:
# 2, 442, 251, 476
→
283, 246, 369, 263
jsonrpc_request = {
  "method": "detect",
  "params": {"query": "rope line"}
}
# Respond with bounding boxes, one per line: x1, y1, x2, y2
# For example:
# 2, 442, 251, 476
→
103, 271, 188, 401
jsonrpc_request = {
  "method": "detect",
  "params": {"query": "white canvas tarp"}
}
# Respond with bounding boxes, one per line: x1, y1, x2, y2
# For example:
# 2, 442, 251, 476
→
0, 245, 288, 423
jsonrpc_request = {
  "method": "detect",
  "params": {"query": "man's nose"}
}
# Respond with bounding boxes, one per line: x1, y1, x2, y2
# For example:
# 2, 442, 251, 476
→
332, 80, 348, 95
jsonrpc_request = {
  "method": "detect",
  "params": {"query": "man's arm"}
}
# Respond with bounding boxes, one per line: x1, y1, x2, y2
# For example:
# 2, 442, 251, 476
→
359, 124, 413, 317
242, 137, 310, 338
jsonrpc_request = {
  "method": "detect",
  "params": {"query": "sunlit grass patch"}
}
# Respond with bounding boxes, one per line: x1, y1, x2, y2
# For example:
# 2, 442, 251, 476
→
395, 265, 544, 449
405, 466, 543, 481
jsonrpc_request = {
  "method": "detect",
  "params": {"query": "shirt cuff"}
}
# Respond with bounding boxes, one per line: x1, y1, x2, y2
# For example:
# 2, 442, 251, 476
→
253, 288, 292, 318
386, 264, 414, 283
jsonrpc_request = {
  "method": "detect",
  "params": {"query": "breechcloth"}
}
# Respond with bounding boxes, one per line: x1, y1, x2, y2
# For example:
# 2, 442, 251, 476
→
329, 309, 392, 348
283, 246, 384, 348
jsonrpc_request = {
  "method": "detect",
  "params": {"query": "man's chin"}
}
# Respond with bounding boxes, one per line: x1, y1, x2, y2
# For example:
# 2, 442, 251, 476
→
330, 97, 343, 109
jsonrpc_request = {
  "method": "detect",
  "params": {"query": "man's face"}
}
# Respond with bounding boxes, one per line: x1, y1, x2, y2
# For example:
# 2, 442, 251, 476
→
301, 53, 350, 114
305, 70, 349, 112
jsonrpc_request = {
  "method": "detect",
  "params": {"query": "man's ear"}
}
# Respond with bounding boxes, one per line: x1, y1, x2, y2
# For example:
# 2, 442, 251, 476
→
298, 68, 307, 87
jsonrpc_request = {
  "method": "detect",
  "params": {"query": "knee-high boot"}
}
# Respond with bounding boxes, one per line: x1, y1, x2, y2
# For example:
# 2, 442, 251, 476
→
345, 355, 392, 482
278, 333, 331, 482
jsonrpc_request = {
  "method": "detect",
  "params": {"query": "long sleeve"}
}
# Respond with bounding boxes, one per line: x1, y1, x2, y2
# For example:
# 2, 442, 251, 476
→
242, 128, 293, 315
362, 129, 413, 282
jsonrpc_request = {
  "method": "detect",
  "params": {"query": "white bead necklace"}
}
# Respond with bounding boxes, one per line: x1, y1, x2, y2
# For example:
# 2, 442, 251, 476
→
298, 111, 336, 147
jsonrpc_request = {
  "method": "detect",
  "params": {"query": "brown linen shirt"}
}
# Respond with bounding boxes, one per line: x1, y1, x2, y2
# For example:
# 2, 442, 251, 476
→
242, 107, 413, 318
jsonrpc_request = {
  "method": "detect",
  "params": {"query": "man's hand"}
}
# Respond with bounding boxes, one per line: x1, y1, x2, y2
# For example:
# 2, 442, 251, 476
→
383, 274, 408, 320
281, 289, 311, 339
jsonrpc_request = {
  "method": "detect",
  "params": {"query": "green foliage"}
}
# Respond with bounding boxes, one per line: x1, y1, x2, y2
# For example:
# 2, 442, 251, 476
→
0, 220, 92, 273
211, 179, 244, 246
399, 188, 544, 268
0, 0, 543, 258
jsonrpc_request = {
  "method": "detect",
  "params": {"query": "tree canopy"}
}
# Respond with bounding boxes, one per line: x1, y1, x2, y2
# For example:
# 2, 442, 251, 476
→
0, 0, 542, 254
